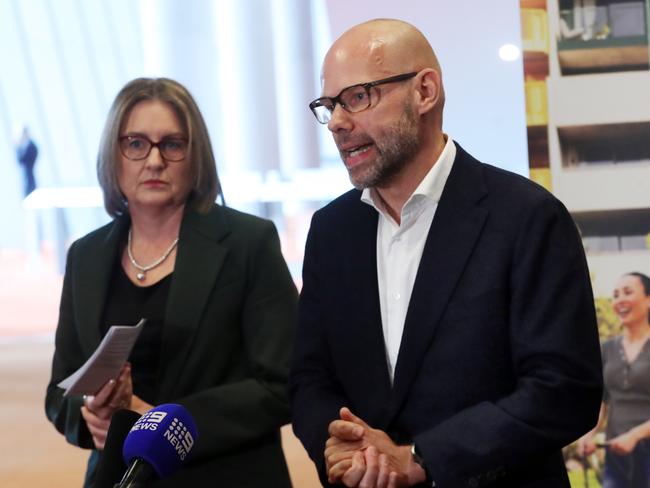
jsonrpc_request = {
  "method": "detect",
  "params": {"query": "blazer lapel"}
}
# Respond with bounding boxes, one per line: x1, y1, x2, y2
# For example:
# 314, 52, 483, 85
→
158, 206, 229, 400
388, 146, 488, 421
342, 198, 392, 423
75, 218, 128, 357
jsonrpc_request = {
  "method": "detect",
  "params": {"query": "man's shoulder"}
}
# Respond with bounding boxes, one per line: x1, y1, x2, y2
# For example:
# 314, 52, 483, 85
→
313, 188, 367, 220
458, 147, 551, 199
324, 188, 364, 208
454, 145, 562, 214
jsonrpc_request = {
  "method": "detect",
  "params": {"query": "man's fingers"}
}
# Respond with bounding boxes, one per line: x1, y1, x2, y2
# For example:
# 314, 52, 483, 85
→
329, 419, 364, 440
325, 435, 343, 448
342, 451, 366, 487
328, 458, 353, 484
325, 437, 363, 455
325, 443, 363, 468
326, 434, 355, 448
376, 453, 390, 488
359, 446, 379, 488
326, 449, 355, 475
388, 471, 399, 488
340, 407, 370, 429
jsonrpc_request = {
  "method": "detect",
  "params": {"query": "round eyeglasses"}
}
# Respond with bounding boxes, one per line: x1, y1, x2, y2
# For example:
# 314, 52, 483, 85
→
119, 135, 188, 162
309, 72, 418, 124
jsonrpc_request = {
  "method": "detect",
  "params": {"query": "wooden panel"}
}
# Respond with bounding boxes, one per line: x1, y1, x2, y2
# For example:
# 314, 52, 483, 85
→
521, 0, 547, 9
527, 125, 550, 169
559, 45, 649, 70
529, 168, 553, 191
523, 51, 550, 77
525, 79, 548, 126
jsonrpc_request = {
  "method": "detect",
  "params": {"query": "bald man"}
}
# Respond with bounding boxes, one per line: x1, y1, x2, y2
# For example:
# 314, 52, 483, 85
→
290, 19, 602, 488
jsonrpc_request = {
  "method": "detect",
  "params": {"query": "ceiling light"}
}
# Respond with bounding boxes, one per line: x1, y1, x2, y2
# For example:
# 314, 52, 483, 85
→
499, 43, 521, 62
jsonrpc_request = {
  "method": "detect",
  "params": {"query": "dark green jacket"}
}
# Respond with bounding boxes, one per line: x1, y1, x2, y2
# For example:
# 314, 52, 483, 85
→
46, 204, 297, 487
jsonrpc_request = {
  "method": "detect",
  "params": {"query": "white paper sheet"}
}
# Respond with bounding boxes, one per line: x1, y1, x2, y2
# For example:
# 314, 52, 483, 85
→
58, 318, 146, 396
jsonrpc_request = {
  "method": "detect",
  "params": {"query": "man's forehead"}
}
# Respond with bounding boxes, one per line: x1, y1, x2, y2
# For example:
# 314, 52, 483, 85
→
321, 44, 391, 96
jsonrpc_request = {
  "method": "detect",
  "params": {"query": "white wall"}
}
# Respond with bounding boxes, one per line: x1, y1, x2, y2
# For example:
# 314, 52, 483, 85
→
324, 0, 529, 175
0, 0, 529, 249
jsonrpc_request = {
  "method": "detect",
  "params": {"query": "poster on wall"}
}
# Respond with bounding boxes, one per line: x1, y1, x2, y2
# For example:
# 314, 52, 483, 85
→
520, 0, 650, 486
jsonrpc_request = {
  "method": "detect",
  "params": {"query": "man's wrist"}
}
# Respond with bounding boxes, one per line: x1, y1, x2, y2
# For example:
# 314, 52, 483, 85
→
409, 444, 434, 486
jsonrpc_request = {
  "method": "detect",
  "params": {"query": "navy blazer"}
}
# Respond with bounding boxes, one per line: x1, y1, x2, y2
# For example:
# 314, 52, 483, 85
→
290, 144, 603, 488
46, 204, 297, 487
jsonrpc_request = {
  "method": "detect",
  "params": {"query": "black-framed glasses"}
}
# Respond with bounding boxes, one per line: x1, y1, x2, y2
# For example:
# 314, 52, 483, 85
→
309, 72, 418, 124
119, 134, 188, 162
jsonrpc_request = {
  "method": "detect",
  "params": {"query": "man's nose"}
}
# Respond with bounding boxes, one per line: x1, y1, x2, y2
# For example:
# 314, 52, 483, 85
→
327, 104, 353, 133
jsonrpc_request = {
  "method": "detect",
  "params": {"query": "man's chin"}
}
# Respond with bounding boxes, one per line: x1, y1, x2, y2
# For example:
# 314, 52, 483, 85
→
347, 170, 375, 190
349, 179, 367, 191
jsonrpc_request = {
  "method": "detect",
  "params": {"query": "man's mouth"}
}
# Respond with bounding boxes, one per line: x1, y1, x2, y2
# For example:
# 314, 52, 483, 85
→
345, 144, 372, 157
339, 142, 374, 168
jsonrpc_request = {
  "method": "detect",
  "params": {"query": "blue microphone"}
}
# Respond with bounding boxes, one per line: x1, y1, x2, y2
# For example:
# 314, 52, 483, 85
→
116, 404, 198, 487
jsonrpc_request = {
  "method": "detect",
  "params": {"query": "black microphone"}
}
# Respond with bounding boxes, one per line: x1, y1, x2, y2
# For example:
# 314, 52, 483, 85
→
115, 404, 198, 488
94, 409, 142, 488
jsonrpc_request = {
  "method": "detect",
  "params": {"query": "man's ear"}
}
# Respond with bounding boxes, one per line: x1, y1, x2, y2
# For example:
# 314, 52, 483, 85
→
413, 69, 442, 115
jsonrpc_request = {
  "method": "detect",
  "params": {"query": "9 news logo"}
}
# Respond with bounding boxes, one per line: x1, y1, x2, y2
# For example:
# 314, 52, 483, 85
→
163, 417, 195, 460
130, 410, 168, 432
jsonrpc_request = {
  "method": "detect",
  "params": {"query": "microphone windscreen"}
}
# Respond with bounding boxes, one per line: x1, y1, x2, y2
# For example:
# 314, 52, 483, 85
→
122, 404, 198, 479
94, 409, 142, 488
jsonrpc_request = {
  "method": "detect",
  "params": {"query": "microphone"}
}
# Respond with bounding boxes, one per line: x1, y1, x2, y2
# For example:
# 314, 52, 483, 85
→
94, 409, 142, 488
116, 404, 198, 488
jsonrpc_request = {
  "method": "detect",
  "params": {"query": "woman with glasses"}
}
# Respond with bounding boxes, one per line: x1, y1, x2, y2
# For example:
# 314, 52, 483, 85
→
579, 272, 650, 488
45, 78, 297, 487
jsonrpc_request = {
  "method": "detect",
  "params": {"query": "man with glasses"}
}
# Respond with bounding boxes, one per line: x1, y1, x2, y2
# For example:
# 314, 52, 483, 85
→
290, 19, 602, 488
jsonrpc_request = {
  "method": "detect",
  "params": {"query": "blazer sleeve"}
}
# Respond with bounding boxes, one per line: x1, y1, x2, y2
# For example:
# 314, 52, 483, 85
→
44, 240, 94, 449
415, 195, 603, 487
289, 213, 350, 484
171, 220, 298, 462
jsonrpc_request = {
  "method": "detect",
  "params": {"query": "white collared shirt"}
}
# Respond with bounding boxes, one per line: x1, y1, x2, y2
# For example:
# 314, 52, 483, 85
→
361, 136, 456, 382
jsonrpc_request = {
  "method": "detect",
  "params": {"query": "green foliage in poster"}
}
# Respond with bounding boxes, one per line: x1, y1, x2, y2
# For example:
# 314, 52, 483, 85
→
594, 297, 621, 341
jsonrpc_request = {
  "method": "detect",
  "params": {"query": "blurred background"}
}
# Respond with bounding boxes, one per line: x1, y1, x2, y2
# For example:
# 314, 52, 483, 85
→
0, 0, 527, 486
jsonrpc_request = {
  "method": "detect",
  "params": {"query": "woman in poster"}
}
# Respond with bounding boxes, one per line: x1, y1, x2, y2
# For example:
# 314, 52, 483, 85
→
580, 272, 650, 487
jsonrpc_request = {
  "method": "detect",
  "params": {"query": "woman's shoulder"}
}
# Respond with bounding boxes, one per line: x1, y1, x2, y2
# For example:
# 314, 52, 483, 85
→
193, 204, 276, 236
70, 218, 124, 252
217, 204, 272, 226
601, 336, 621, 356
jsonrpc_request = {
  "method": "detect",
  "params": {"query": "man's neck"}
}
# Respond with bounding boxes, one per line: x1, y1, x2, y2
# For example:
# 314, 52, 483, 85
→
374, 133, 447, 224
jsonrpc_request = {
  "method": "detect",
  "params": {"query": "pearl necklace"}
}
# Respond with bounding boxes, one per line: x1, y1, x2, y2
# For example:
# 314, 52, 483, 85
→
127, 228, 179, 281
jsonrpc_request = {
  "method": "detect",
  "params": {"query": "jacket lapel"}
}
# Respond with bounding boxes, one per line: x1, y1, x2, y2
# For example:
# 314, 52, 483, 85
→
387, 145, 488, 421
75, 218, 128, 357
158, 206, 229, 400
346, 201, 392, 420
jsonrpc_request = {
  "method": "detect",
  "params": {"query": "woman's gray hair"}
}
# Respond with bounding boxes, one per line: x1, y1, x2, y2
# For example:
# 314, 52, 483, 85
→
97, 77, 221, 217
